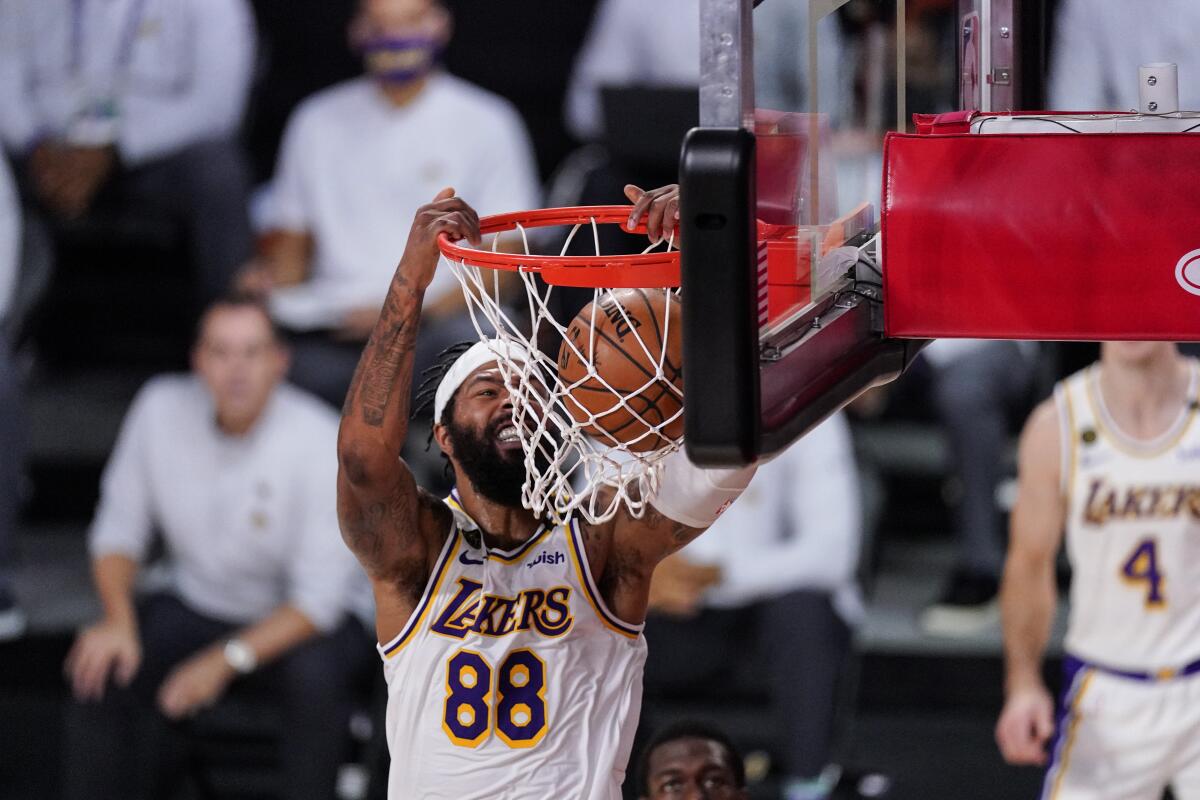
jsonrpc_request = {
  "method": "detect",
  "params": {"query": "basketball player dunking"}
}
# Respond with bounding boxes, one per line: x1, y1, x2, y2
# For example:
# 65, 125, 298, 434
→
996, 342, 1200, 799
336, 186, 751, 799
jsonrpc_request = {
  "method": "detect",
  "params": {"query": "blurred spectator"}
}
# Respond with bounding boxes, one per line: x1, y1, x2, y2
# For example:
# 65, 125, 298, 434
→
0, 156, 24, 641
1048, 0, 1200, 111
643, 413, 862, 800
0, 0, 257, 306
246, 0, 539, 409
61, 296, 371, 800
637, 720, 749, 800
919, 341, 1038, 636
565, 0, 845, 141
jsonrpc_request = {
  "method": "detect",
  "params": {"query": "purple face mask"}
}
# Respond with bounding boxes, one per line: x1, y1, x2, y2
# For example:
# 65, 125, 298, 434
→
362, 36, 440, 84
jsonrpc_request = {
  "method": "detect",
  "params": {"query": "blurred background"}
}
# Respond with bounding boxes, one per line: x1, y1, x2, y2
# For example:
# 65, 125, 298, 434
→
0, 0, 1146, 798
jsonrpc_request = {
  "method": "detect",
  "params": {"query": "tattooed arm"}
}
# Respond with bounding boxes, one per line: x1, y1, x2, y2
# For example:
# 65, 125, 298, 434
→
577, 492, 711, 627
336, 188, 480, 642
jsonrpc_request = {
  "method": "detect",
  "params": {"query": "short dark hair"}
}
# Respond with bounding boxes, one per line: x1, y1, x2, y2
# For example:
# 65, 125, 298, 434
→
638, 720, 746, 794
194, 292, 283, 345
409, 341, 476, 483
413, 341, 476, 427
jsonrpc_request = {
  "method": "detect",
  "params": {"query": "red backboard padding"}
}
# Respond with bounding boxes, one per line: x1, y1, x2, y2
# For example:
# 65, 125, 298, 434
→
881, 132, 1200, 340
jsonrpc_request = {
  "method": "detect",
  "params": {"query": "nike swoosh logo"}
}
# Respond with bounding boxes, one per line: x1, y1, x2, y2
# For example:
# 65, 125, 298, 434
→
459, 552, 485, 566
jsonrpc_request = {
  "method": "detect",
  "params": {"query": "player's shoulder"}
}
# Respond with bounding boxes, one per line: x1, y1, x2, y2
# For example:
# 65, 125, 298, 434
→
1018, 395, 1062, 470
1053, 363, 1093, 394
416, 485, 455, 530
1024, 395, 1060, 438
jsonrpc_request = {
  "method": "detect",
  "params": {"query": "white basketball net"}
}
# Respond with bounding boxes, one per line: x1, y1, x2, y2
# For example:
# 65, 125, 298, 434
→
441, 220, 682, 526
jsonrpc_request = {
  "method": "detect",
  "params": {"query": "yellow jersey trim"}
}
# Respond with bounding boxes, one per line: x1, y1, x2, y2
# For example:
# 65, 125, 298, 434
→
1049, 668, 1094, 800
566, 520, 643, 640
445, 490, 550, 564
1083, 362, 1199, 460
381, 529, 460, 659
1061, 384, 1078, 509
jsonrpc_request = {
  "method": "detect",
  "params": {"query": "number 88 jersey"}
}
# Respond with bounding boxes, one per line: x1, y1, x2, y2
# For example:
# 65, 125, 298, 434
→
378, 496, 647, 800
1057, 360, 1200, 673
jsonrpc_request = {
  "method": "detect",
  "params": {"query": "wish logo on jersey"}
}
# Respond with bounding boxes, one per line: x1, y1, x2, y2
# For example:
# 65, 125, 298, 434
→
1081, 477, 1200, 526
528, 551, 565, 568
430, 578, 574, 639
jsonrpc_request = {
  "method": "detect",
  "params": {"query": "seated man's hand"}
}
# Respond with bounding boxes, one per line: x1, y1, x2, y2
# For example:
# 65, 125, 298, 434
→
29, 142, 73, 212
234, 258, 274, 298
647, 554, 722, 618
624, 184, 680, 244
31, 144, 116, 218
64, 619, 142, 702
59, 146, 116, 217
157, 646, 236, 720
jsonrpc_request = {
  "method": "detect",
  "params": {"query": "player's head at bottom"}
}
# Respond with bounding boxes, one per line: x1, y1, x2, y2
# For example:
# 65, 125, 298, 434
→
638, 720, 748, 800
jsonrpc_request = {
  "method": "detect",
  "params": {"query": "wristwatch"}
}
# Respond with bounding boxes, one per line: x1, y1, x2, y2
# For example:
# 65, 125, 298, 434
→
223, 638, 258, 674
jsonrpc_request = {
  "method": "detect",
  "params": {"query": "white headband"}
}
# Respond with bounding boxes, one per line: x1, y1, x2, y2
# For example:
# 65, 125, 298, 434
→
433, 339, 531, 422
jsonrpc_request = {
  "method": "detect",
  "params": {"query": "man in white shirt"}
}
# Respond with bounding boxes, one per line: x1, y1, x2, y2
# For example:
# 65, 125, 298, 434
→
0, 0, 257, 305
1048, 0, 1200, 111
246, 0, 540, 408
642, 413, 863, 800
61, 295, 371, 800
0, 157, 23, 640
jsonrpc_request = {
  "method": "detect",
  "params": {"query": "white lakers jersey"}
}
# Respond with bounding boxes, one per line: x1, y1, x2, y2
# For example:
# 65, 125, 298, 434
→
379, 493, 648, 800
1056, 360, 1200, 672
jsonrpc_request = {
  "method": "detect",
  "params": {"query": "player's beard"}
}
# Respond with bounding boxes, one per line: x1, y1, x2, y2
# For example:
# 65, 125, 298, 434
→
445, 416, 527, 508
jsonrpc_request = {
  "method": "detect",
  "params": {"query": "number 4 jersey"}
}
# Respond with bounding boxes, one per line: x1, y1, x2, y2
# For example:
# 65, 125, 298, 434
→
1056, 359, 1200, 673
378, 494, 647, 800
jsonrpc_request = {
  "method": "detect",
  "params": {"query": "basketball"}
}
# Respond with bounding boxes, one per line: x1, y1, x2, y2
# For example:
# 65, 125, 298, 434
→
556, 289, 683, 452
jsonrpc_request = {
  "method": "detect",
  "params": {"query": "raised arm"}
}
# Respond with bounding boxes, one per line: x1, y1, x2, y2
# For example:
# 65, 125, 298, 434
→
336, 189, 479, 638
995, 399, 1066, 766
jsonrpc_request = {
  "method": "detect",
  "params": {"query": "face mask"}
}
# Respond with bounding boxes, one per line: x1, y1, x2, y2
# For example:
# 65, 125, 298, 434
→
362, 36, 440, 85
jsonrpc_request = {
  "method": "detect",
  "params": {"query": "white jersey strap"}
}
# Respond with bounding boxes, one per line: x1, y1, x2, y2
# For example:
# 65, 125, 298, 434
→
566, 519, 644, 639
1053, 382, 1075, 502
445, 489, 479, 532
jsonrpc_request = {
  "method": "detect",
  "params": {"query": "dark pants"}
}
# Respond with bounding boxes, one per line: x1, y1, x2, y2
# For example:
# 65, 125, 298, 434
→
62, 593, 373, 800
0, 337, 25, 595
930, 342, 1037, 579
642, 590, 851, 780
16, 138, 253, 310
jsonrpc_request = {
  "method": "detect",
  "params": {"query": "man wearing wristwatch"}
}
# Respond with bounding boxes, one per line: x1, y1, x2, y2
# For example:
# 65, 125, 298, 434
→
62, 294, 372, 800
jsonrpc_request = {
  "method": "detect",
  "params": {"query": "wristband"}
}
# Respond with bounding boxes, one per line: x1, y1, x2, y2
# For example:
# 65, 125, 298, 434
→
648, 447, 756, 528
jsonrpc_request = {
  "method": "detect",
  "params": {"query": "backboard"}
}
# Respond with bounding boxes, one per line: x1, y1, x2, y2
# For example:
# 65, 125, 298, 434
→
680, 0, 931, 466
